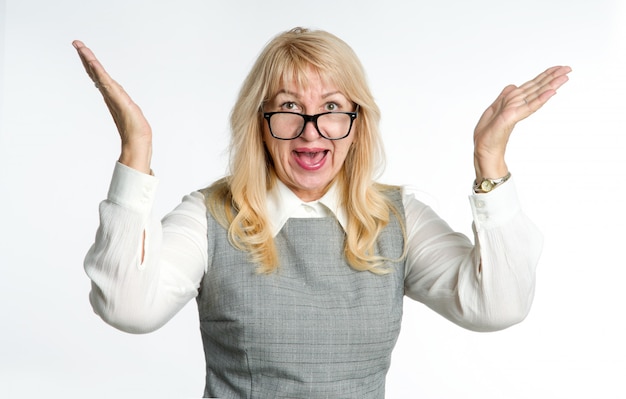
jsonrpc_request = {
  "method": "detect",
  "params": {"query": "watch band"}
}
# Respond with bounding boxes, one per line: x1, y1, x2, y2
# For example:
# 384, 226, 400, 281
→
474, 172, 511, 193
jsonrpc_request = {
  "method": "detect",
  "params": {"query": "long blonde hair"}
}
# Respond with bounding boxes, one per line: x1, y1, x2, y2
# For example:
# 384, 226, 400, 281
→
207, 27, 405, 274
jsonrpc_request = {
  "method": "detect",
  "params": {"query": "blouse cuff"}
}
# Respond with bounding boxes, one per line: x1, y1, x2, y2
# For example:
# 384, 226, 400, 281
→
107, 162, 159, 212
468, 177, 521, 229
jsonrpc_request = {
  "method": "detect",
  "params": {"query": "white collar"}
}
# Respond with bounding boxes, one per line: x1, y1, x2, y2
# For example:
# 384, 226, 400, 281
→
266, 180, 348, 237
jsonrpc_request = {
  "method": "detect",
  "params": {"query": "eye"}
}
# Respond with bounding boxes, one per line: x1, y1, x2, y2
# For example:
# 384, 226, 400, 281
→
324, 102, 338, 112
280, 102, 300, 112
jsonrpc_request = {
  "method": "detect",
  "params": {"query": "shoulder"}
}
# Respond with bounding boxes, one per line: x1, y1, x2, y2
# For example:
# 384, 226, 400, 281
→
199, 177, 236, 229
199, 177, 230, 199
373, 182, 403, 202
372, 182, 407, 223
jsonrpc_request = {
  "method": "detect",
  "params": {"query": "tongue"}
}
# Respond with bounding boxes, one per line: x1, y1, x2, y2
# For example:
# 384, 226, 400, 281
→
297, 151, 326, 166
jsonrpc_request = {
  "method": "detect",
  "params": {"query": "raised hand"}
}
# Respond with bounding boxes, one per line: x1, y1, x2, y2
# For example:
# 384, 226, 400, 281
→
73, 40, 153, 174
473, 65, 571, 181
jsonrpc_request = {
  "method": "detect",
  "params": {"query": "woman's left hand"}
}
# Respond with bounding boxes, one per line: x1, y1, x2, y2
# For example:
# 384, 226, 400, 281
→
473, 65, 571, 181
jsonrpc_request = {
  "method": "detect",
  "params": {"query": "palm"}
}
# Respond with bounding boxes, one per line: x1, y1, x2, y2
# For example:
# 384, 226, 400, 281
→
473, 65, 571, 178
73, 40, 152, 173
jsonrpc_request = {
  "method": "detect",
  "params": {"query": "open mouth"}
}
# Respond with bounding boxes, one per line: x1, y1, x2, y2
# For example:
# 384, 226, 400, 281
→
293, 150, 329, 170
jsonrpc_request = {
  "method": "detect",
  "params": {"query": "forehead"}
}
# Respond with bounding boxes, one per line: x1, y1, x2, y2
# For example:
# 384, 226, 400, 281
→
270, 64, 342, 98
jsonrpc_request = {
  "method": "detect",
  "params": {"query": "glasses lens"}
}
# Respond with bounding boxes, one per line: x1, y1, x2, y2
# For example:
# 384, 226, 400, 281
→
270, 113, 305, 139
269, 112, 353, 139
317, 113, 352, 139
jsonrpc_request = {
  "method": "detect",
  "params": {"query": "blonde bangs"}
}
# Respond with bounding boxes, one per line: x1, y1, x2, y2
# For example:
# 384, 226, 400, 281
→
261, 39, 346, 107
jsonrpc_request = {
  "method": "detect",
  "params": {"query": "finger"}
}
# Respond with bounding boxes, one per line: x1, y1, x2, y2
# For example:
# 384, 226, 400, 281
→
531, 70, 570, 99
72, 40, 116, 90
72, 40, 91, 74
525, 73, 569, 107
73, 40, 142, 136
511, 66, 570, 107
487, 84, 518, 111
72, 40, 100, 82
519, 66, 571, 96
73, 40, 137, 110
500, 84, 518, 98
519, 65, 566, 90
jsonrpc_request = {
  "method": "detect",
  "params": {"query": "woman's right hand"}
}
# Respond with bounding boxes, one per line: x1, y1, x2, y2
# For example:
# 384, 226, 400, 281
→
73, 40, 153, 174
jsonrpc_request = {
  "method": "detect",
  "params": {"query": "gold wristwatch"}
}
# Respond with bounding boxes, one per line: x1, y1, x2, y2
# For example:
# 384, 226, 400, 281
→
474, 172, 511, 193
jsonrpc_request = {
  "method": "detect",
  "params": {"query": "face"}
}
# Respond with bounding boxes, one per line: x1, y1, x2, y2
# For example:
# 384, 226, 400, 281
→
263, 70, 356, 202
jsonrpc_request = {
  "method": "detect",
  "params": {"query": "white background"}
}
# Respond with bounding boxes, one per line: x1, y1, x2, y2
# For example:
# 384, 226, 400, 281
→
1, 0, 625, 398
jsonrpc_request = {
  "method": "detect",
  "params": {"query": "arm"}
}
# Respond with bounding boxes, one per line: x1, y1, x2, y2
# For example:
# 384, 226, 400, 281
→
84, 163, 207, 333
74, 41, 206, 333
403, 179, 542, 332
404, 66, 570, 331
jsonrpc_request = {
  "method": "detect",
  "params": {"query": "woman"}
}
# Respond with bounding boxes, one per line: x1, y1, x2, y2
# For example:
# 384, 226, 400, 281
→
75, 27, 570, 397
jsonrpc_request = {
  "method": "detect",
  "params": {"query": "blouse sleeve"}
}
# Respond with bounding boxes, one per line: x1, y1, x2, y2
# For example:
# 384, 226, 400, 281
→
84, 162, 208, 334
402, 177, 543, 332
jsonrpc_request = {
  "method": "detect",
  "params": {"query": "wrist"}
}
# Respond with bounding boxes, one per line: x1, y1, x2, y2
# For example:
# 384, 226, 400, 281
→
119, 144, 152, 175
473, 154, 508, 183
474, 171, 511, 193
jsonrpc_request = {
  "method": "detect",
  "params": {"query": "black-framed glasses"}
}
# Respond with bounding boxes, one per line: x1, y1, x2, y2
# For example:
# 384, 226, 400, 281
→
263, 106, 359, 140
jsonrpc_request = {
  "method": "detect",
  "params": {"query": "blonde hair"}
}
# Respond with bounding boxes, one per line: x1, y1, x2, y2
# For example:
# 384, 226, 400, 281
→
207, 27, 406, 274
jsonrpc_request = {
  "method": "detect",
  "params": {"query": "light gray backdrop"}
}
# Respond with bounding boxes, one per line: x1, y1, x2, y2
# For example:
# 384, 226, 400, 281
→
1, 0, 624, 398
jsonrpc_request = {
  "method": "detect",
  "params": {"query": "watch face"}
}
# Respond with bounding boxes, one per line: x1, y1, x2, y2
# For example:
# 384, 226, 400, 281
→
480, 180, 494, 192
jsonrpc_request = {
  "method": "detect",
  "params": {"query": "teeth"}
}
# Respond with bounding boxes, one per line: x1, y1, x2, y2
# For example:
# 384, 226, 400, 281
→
297, 151, 326, 157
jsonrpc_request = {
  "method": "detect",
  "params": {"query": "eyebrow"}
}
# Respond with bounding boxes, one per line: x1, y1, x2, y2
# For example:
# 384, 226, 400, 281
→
274, 90, 344, 99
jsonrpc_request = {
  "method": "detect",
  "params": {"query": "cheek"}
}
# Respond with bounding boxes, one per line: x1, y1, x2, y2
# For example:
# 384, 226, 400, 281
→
262, 123, 271, 146
263, 127, 282, 160
336, 136, 356, 161
265, 140, 293, 170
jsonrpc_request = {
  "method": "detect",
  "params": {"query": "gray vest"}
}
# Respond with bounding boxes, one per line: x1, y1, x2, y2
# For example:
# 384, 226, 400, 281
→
197, 191, 406, 398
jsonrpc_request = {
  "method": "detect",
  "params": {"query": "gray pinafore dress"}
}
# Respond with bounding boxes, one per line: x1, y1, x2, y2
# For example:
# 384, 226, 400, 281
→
196, 191, 406, 398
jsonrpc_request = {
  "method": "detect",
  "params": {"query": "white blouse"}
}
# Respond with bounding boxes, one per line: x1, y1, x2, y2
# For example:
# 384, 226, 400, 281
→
84, 162, 542, 334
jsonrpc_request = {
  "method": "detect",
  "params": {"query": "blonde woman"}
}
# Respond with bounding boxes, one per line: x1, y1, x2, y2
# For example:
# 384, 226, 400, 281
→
75, 27, 570, 398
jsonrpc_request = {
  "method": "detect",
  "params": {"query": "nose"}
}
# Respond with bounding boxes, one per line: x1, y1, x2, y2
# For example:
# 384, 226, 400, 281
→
299, 119, 320, 141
